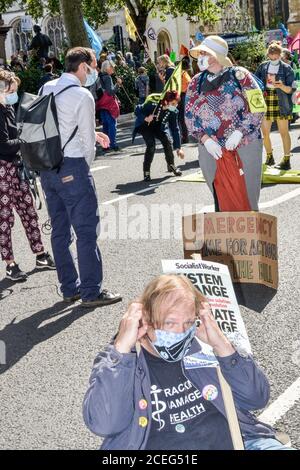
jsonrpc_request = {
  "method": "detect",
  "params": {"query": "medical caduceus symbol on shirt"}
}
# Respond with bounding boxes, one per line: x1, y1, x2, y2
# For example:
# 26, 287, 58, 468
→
150, 385, 167, 431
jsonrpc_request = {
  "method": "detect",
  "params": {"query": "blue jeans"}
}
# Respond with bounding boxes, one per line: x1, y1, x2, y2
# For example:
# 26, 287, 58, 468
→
244, 438, 295, 450
40, 158, 103, 301
100, 110, 117, 149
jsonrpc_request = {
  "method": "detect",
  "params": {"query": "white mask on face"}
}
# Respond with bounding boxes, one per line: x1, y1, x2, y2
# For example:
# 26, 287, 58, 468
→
84, 65, 98, 87
197, 55, 210, 71
5, 92, 19, 106
270, 59, 280, 66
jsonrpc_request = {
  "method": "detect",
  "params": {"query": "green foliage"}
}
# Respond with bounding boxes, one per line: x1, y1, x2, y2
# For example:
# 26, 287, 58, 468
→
115, 64, 137, 114
16, 54, 43, 95
145, 61, 157, 93
231, 33, 267, 73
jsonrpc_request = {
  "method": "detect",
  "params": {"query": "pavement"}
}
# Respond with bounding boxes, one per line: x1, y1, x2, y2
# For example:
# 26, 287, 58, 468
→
0, 119, 300, 449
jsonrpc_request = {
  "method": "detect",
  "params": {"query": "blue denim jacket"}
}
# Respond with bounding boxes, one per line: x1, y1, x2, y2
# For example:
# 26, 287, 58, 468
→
255, 60, 296, 116
133, 102, 181, 150
83, 340, 275, 450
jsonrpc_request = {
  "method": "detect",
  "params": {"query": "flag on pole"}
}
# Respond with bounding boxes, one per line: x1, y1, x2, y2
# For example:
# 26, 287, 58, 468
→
180, 44, 189, 56
160, 61, 182, 99
84, 19, 103, 59
145, 24, 157, 42
124, 7, 138, 40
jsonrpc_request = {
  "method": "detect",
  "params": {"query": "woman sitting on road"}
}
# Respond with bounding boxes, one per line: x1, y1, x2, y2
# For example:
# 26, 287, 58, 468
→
83, 274, 294, 450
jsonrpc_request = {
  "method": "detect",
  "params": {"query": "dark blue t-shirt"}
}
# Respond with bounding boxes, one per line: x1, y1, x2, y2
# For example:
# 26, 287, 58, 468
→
143, 348, 233, 450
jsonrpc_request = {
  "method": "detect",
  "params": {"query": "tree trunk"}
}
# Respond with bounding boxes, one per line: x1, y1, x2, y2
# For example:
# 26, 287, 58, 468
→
59, 0, 89, 48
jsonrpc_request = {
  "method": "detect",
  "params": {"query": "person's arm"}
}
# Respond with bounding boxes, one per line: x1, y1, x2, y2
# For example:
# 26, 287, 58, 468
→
102, 74, 119, 96
217, 353, 270, 411
196, 302, 270, 411
83, 345, 137, 437
168, 110, 181, 150
275, 65, 296, 94
76, 92, 96, 166
0, 108, 20, 160
233, 67, 265, 139
184, 75, 206, 142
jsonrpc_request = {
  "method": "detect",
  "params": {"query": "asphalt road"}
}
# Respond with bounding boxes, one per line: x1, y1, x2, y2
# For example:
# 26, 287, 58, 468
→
0, 119, 300, 450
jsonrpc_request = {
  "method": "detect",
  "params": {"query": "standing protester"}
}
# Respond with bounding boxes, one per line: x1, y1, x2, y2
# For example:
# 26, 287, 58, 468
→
83, 274, 294, 450
133, 91, 184, 181
135, 67, 149, 104
0, 70, 55, 281
38, 64, 58, 88
29, 24, 52, 59
255, 42, 296, 170
185, 36, 265, 211
125, 52, 135, 69
178, 58, 192, 143
97, 60, 122, 152
47, 51, 64, 75
157, 55, 175, 85
40, 47, 121, 307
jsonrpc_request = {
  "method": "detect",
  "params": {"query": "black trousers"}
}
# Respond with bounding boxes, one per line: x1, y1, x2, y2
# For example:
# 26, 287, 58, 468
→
139, 124, 175, 173
178, 92, 189, 142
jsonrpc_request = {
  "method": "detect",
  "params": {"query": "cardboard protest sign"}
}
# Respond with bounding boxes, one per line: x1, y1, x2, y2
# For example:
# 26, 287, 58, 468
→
182, 212, 278, 290
162, 259, 252, 354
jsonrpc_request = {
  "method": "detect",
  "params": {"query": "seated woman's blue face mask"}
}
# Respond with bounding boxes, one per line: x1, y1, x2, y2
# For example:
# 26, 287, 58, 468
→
146, 296, 199, 362
149, 323, 197, 362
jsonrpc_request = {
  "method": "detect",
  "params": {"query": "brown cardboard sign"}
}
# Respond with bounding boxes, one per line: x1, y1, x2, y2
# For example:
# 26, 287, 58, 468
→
182, 212, 278, 289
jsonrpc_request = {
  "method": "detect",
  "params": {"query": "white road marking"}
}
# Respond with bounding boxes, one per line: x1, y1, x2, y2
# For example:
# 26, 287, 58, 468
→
258, 377, 300, 426
90, 165, 110, 173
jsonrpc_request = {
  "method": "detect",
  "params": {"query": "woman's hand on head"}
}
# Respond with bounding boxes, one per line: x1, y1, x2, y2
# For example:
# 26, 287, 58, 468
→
196, 302, 235, 357
114, 302, 148, 354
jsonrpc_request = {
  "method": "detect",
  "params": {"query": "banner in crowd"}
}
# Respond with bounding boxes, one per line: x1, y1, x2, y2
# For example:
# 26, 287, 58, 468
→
21, 15, 33, 32
162, 259, 252, 354
182, 212, 278, 289
145, 24, 157, 42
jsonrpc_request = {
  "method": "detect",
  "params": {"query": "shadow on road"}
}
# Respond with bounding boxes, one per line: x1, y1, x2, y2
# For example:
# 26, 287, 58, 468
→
0, 301, 95, 374
111, 176, 170, 197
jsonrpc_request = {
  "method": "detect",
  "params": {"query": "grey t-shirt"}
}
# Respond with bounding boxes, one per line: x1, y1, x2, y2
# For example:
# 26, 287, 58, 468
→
135, 75, 149, 98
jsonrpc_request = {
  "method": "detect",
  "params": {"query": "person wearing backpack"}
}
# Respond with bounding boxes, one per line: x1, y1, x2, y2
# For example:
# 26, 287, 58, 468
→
0, 70, 55, 281
185, 36, 265, 212
39, 47, 122, 307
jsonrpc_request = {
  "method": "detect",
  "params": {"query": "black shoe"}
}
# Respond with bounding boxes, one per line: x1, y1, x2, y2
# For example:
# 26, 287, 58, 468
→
36, 252, 56, 270
63, 293, 81, 303
274, 158, 291, 171
144, 172, 151, 182
167, 164, 182, 176
6, 263, 28, 282
81, 289, 122, 308
265, 154, 275, 166
111, 146, 121, 152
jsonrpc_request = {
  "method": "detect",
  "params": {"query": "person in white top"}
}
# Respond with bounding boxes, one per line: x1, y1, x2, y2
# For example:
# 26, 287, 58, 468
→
40, 47, 122, 308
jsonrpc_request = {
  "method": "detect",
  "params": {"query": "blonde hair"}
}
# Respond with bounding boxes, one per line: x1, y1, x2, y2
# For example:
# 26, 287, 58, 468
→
0, 70, 20, 93
267, 41, 282, 55
140, 274, 206, 327
157, 54, 174, 68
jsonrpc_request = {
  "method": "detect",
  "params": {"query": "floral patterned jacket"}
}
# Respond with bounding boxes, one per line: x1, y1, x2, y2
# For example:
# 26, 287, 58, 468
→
185, 67, 264, 148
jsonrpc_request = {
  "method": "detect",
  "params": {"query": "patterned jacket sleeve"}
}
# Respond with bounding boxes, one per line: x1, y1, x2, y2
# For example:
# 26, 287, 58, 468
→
184, 73, 206, 142
233, 67, 264, 137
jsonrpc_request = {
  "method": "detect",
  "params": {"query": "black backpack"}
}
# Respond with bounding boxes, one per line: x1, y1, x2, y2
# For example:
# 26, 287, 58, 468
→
16, 85, 79, 171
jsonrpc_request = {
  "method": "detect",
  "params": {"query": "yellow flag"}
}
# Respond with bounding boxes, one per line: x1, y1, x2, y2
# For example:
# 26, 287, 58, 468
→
245, 89, 267, 113
161, 61, 182, 99
124, 7, 138, 40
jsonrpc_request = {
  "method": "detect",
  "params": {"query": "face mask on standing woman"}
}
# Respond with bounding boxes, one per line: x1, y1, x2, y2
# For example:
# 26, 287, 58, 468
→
5, 92, 19, 106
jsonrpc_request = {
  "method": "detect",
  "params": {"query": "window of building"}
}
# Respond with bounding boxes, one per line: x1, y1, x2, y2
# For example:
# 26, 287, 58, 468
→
45, 16, 65, 55
10, 18, 32, 54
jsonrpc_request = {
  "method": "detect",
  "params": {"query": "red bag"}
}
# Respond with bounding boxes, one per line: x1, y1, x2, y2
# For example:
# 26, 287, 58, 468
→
214, 149, 251, 211
96, 91, 120, 119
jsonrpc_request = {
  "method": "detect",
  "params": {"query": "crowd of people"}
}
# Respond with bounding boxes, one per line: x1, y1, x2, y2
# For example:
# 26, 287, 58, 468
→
0, 28, 299, 450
